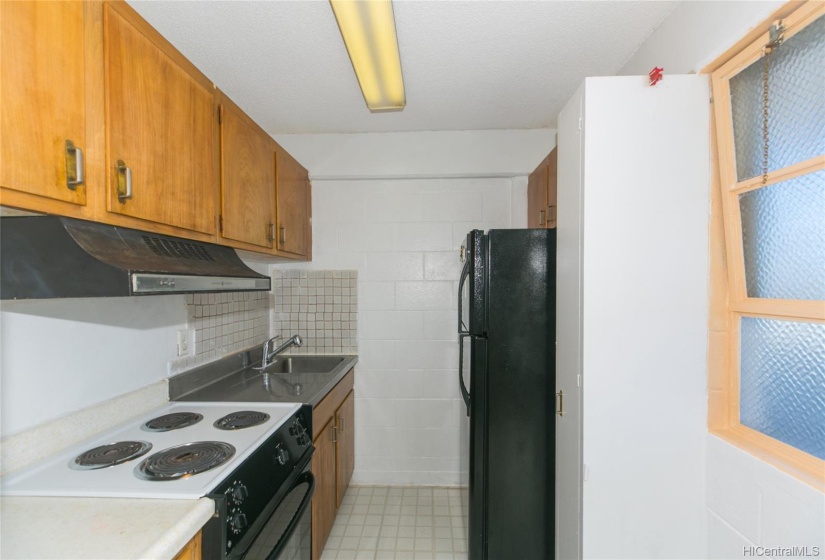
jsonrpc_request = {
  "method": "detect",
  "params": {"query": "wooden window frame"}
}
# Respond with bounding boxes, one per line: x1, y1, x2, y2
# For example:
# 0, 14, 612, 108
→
705, 0, 825, 492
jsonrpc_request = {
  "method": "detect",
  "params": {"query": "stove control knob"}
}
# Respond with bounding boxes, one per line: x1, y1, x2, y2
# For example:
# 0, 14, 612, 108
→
276, 446, 289, 466
230, 513, 248, 531
297, 434, 310, 447
232, 484, 248, 503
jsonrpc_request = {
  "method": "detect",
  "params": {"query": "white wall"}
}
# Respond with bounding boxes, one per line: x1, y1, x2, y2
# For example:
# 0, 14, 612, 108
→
275, 129, 556, 179
707, 435, 825, 558
0, 296, 186, 436
619, 1, 784, 76
622, 3, 825, 558
271, 129, 549, 485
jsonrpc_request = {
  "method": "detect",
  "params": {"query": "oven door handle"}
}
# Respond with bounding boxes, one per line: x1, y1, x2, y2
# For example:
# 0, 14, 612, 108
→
264, 471, 316, 560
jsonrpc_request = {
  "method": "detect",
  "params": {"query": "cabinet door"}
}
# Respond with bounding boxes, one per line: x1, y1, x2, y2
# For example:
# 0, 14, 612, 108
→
172, 531, 201, 560
0, 1, 87, 207
219, 102, 275, 249
555, 86, 584, 560
311, 419, 337, 560
546, 148, 558, 229
104, 2, 215, 234
275, 151, 310, 257
527, 159, 548, 228
335, 390, 355, 509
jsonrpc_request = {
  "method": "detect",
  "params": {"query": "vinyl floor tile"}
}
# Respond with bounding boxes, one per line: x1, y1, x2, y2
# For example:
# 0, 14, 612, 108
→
320, 486, 469, 560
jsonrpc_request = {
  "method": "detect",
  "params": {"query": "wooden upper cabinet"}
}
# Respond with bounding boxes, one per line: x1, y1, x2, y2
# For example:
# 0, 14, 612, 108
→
527, 162, 547, 228
103, 2, 215, 235
0, 1, 88, 209
335, 390, 355, 509
275, 150, 311, 257
546, 147, 558, 228
219, 98, 276, 250
527, 147, 558, 229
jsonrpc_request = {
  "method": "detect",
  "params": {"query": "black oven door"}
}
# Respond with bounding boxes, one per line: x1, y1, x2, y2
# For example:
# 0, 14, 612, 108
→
236, 467, 315, 560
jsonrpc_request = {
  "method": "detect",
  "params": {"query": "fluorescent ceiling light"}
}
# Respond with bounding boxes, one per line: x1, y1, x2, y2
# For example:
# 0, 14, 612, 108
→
329, 0, 405, 112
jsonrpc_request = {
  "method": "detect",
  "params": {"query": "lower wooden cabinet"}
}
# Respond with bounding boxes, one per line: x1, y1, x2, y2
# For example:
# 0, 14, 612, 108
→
311, 369, 355, 560
172, 531, 202, 560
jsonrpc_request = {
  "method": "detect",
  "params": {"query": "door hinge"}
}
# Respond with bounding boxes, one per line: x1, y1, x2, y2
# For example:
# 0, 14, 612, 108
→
218, 215, 223, 233
218, 104, 224, 124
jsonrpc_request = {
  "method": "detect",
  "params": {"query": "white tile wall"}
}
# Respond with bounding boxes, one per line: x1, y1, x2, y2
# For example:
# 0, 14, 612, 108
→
706, 435, 825, 558
273, 177, 524, 485
169, 292, 270, 373
271, 270, 358, 354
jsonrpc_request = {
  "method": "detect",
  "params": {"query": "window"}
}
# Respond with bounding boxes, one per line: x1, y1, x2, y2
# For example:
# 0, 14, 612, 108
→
708, 2, 824, 489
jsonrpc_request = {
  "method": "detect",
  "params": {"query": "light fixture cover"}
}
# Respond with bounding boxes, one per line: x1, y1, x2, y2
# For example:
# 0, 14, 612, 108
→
330, 0, 405, 112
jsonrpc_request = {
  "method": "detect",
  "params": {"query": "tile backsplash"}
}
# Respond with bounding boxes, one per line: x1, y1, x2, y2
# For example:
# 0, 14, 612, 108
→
272, 270, 358, 354
170, 292, 270, 373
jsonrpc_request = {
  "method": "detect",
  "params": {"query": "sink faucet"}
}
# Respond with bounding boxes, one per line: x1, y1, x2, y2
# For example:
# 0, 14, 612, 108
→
256, 334, 303, 369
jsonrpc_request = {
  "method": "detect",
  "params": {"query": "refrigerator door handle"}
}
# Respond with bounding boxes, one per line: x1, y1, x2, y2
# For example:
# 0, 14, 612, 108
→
458, 259, 470, 335
458, 333, 471, 416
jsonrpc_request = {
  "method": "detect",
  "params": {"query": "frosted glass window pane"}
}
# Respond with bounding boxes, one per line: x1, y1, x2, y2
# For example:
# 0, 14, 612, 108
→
739, 169, 825, 300
740, 317, 825, 460
729, 14, 825, 182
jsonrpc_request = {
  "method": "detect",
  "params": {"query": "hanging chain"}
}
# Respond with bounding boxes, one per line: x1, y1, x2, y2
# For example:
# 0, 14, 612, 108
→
761, 20, 785, 185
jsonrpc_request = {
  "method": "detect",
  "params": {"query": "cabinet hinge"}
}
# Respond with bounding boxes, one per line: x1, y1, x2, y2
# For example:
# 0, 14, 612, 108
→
218, 215, 223, 233
218, 104, 224, 125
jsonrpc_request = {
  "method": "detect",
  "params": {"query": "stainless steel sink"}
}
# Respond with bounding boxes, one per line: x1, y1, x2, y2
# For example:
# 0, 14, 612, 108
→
264, 356, 346, 375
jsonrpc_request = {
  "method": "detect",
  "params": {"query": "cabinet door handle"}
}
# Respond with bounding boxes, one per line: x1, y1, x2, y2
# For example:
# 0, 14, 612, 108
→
338, 415, 344, 433
331, 423, 337, 444
267, 222, 276, 242
548, 206, 556, 224
116, 160, 132, 201
556, 390, 564, 417
279, 225, 286, 246
65, 140, 84, 189
538, 210, 546, 226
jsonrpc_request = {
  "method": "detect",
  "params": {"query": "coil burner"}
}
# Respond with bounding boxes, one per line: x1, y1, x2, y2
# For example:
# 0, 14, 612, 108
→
213, 411, 270, 431
143, 412, 203, 432
70, 441, 153, 470
135, 441, 235, 481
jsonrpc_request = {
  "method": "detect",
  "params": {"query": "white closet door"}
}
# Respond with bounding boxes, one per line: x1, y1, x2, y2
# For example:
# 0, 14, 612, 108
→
555, 82, 585, 560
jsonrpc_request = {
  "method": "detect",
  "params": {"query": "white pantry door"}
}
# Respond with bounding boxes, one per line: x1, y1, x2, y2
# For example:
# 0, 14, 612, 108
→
555, 82, 584, 560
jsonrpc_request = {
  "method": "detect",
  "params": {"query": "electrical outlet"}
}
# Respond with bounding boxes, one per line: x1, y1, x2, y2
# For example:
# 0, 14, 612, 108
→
177, 329, 190, 357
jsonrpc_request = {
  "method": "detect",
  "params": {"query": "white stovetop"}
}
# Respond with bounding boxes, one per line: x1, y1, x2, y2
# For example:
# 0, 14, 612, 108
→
0, 401, 300, 500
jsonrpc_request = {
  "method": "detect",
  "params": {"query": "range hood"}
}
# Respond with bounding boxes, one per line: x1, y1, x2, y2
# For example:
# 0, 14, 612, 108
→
1, 216, 271, 299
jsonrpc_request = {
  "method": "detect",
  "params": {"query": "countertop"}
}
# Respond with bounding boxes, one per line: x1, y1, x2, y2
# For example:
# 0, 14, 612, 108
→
173, 354, 358, 407
0, 496, 214, 560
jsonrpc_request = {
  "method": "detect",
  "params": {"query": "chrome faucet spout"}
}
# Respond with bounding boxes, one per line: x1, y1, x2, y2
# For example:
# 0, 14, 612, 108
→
256, 334, 303, 370
258, 336, 281, 369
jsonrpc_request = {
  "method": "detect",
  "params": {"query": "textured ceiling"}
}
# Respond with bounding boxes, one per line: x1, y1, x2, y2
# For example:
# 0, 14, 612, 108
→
128, 0, 678, 134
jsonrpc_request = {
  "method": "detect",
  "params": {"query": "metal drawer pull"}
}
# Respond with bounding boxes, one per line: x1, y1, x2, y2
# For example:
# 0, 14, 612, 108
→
539, 210, 546, 226
116, 160, 132, 201
65, 140, 84, 189
279, 225, 286, 246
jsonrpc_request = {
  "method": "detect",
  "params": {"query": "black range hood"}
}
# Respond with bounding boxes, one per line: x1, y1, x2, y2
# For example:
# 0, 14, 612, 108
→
1, 216, 271, 299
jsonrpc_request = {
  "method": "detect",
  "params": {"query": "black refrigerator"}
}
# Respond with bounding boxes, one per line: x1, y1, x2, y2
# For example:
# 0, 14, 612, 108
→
458, 228, 556, 559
